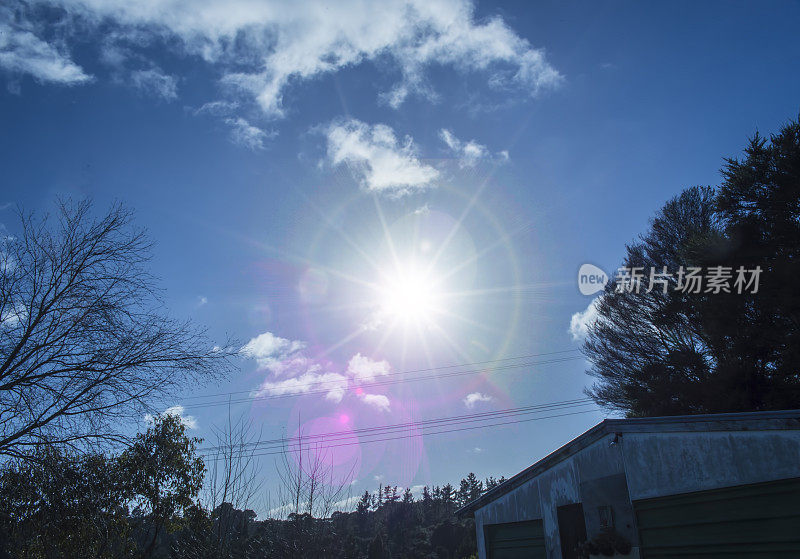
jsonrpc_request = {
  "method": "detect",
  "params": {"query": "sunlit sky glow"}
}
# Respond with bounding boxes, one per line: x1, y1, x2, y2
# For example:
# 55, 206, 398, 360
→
2, 0, 800, 515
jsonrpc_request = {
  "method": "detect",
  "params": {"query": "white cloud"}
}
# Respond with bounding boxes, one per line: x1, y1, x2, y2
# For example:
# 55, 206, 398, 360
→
13, 0, 560, 115
347, 353, 390, 382
242, 332, 395, 405
439, 128, 507, 167
332, 495, 361, 512
255, 371, 348, 403
266, 503, 293, 519
194, 100, 239, 117
469, 446, 484, 454
130, 67, 178, 99
569, 297, 600, 341
325, 119, 439, 195
242, 332, 348, 399
145, 404, 198, 429
225, 117, 273, 150
240, 331, 306, 370
0, 7, 90, 84
463, 392, 492, 409
360, 393, 390, 412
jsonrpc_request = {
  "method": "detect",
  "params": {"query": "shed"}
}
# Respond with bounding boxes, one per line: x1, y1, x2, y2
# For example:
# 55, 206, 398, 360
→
456, 409, 800, 558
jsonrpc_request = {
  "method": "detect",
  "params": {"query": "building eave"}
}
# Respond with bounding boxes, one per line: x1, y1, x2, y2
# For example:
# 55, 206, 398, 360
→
456, 409, 800, 517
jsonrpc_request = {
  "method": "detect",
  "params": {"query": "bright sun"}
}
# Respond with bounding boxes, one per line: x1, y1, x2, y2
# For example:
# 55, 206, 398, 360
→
377, 263, 442, 325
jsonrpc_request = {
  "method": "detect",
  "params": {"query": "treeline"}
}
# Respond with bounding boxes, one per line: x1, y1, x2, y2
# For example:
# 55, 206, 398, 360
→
0, 412, 502, 558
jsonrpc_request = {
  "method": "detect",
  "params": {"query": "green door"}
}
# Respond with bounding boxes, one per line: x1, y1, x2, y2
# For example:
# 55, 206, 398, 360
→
485, 519, 546, 559
634, 477, 800, 558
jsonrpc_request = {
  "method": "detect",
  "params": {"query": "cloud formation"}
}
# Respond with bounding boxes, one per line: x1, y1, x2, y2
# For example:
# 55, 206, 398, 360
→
256, 370, 348, 403
347, 353, 391, 382
569, 297, 601, 341
130, 68, 178, 99
325, 119, 439, 195
240, 331, 307, 370
439, 129, 508, 167
242, 331, 392, 406
360, 393, 390, 412
2, 0, 560, 116
0, 6, 90, 84
463, 391, 492, 408
226, 117, 273, 150
145, 404, 198, 429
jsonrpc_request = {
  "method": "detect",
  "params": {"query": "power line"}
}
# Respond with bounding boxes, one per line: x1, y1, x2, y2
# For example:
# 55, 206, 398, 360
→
197, 399, 599, 459
198, 397, 593, 453
200, 406, 601, 462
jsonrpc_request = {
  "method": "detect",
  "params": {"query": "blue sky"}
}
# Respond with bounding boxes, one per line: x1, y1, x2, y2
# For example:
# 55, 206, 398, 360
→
2, 0, 800, 513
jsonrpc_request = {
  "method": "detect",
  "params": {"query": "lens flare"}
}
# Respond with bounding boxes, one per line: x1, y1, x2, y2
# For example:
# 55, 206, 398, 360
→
377, 262, 441, 325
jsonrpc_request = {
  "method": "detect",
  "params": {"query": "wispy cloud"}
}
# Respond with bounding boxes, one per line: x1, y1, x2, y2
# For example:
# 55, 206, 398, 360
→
0, 5, 90, 85
569, 297, 601, 341
325, 119, 439, 195
130, 67, 178, 99
2, 0, 561, 116
225, 117, 273, 150
463, 392, 493, 409
255, 371, 348, 403
439, 129, 508, 167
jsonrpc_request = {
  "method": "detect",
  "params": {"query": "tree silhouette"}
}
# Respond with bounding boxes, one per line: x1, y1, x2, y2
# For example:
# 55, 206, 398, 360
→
0, 199, 232, 462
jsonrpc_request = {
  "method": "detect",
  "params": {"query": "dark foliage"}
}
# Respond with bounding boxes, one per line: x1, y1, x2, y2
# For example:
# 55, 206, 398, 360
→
586, 118, 800, 416
0, 445, 488, 559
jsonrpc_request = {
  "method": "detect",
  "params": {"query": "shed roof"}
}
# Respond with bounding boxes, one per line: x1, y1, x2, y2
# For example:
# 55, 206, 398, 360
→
456, 409, 800, 516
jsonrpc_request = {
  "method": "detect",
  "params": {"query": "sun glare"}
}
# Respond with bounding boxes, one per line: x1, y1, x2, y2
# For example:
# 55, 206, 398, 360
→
378, 263, 441, 325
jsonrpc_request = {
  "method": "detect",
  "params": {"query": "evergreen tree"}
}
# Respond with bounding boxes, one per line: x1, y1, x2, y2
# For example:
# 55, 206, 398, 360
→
357, 490, 372, 516
465, 473, 483, 502
586, 119, 800, 416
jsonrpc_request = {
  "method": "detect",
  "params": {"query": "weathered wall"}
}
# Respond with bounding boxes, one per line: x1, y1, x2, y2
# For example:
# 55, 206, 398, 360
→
472, 427, 800, 559
622, 429, 800, 500
473, 433, 634, 559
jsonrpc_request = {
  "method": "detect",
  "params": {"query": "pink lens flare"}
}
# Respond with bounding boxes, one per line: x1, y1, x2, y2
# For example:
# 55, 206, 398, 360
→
289, 414, 362, 484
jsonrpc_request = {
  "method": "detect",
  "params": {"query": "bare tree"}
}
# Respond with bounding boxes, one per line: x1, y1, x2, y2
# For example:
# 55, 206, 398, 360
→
274, 428, 356, 559
0, 199, 232, 461
275, 428, 356, 519
205, 402, 265, 550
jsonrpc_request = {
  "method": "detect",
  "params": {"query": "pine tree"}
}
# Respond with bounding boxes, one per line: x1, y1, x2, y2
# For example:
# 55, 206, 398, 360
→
357, 491, 372, 516
457, 477, 470, 507
465, 472, 483, 502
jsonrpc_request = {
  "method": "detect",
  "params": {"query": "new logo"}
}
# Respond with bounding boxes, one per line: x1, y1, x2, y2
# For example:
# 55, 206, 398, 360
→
578, 264, 608, 295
